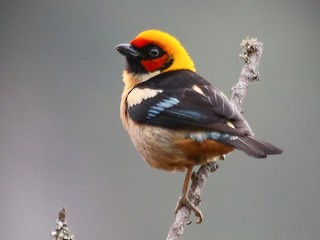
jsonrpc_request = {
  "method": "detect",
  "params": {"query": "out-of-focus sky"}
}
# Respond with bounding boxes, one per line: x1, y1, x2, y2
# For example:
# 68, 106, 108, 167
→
1, 0, 319, 239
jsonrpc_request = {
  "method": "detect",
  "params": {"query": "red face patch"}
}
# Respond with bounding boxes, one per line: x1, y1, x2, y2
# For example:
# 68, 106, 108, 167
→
131, 38, 150, 48
141, 54, 168, 72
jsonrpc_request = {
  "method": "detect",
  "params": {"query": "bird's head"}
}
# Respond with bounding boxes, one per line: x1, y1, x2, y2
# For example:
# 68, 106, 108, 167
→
116, 29, 195, 83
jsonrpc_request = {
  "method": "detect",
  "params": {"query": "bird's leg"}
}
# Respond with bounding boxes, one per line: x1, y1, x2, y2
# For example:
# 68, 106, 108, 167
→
175, 165, 203, 224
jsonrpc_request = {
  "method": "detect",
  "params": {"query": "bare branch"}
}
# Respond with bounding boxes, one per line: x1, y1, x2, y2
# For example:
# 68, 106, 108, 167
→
51, 208, 75, 240
231, 38, 263, 113
166, 38, 264, 240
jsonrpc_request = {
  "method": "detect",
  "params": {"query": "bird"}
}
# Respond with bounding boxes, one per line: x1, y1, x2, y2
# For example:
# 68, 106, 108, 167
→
115, 29, 282, 224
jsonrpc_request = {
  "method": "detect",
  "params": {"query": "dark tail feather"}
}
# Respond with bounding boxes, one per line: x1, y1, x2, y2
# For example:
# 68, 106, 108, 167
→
222, 135, 283, 158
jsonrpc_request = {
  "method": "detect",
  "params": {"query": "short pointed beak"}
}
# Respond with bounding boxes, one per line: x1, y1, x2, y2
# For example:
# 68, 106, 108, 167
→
115, 43, 142, 58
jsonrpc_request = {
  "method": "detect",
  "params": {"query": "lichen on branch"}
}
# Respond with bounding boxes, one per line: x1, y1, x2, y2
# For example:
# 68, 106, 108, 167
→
51, 208, 75, 240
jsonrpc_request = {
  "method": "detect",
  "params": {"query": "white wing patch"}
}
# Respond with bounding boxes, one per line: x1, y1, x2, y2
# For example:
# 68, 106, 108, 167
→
192, 84, 206, 96
226, 121, 235, 129
127, 88, 163, 107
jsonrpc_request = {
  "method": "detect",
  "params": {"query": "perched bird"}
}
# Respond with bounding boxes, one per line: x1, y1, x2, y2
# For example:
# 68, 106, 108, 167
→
116, 29, 282, 223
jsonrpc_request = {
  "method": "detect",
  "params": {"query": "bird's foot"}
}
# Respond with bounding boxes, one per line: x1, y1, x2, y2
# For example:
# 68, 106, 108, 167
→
175, 195, 203, 224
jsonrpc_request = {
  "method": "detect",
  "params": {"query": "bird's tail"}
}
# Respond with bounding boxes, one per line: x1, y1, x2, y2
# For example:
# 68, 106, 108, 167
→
222, 135, 283, 158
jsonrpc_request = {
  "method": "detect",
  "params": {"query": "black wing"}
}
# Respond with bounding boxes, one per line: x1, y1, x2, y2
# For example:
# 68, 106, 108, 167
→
127, 70, 253, 136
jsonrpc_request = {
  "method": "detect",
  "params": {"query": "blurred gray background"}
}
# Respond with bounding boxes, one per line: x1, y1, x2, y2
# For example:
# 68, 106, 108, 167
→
1, 0, 319, 239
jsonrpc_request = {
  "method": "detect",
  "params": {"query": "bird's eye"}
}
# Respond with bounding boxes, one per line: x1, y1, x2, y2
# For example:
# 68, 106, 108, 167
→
149, 48, 160, 57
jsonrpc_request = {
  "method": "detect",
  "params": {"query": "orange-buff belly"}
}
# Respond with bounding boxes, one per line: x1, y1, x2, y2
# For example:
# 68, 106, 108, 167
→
176, 139, 235, 165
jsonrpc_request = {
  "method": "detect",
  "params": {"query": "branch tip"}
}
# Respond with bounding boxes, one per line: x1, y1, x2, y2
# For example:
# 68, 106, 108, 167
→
239, 37, 263, 62
51, 208, 75, 240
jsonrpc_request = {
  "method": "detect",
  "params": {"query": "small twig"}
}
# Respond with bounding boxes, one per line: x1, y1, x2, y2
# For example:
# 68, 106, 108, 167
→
51, 208, 75, 240
166, 38, 264, 240
231, 38, 263, 113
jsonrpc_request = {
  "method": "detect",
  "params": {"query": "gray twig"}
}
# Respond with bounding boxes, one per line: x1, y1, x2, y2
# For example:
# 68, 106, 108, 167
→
166, 38, 264, 240
51, 208, 75, 240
